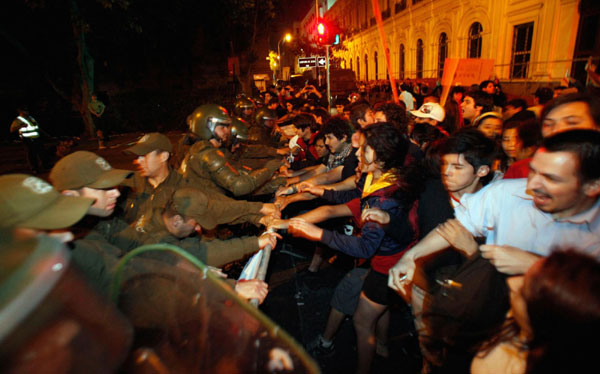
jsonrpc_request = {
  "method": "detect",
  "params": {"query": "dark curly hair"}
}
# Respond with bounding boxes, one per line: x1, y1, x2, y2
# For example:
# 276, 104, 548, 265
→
361, 122, 408, 172
373, 101, 409, 133
320, 115, 353, 141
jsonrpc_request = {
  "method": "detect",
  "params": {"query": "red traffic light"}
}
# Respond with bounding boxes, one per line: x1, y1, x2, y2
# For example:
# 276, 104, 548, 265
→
314, 20, 339, 46
317, 22, 326, 36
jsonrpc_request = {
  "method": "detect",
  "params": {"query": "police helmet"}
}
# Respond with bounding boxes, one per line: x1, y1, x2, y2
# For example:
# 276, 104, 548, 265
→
230, 117, 249, 144
254, 108, 277, 128
233, 97, 255, 116
188, 104, 232, 140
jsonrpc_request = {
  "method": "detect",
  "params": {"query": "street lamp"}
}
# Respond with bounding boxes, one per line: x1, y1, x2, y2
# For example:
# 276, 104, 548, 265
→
277, 33, 292, 80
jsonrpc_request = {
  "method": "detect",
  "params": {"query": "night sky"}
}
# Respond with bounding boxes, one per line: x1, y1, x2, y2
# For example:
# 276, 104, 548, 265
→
0, 0, 314, 138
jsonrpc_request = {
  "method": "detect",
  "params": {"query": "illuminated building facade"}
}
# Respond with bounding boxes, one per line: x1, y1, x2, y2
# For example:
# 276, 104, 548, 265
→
316, 0, 598, 93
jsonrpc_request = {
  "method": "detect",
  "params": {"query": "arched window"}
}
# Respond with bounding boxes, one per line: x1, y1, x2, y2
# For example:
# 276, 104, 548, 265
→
374, 51, 379, 79
364, 54, 369, 80
468, 22, 483, 58
438, 32, 448, 78
399, 44, 405, 79
416, 39, 423, 79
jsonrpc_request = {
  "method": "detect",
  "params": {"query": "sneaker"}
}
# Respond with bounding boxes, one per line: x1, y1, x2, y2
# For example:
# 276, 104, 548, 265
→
306, 336, 335, 357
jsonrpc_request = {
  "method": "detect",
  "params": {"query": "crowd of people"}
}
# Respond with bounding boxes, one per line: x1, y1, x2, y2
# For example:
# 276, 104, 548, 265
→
3, 74, 600, 373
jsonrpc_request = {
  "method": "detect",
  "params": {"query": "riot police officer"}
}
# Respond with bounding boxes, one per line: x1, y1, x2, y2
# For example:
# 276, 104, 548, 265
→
233, 96, 255, 123
179, 104, 282, 197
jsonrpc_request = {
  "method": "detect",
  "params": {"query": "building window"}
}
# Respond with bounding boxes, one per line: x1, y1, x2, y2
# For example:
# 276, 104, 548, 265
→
395, 0, 407, 13
416, 39, 423, 79
438, 32, 448, 78
374, 51, 379, 79
399, 43, 405, 79
510, 22, 534, 79
350, 57, 353, 71
357, 57, 360, 80
364, 54, 369, 80
467, 22, 483, 58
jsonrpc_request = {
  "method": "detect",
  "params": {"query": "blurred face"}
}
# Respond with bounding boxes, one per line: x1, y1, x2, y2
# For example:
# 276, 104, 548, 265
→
265, 92, 272, 102
214, 125, 230, 144
478, 117, 503, 139
414, 116, 438, 127
358, 109, 375, 127
297, 126, 311, 141
242, 107, 253, 117
314, 138, 329, 158
441, 153, 481, 196
542, 102, 598, 137
286, 102, 293, 112
164, 215, 200, 238
336, 104, 345, 114
503, 105, 520, 120
280, 125, 298, 139
374, 111, 387, 123
355, 133, 378, 174
483, 82, 495, 95
324, 133, 346, 154
453, 91, 463, 103
502, 128, 520, 159
527, 148, 593, 218
80, 187, 120, 217
461, 96, 481, 121
134, 150, 167, 178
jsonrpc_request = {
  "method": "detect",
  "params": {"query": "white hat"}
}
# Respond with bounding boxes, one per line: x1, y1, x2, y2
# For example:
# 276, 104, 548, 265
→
410, 102, 445, 123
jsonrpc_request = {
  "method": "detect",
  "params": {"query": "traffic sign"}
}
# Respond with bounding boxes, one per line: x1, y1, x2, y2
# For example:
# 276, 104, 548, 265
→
317, 57, 326, 67
298, 57, 316, 68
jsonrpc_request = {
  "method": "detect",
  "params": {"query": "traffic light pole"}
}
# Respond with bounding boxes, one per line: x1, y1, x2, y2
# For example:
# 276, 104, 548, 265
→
326, 45, 331, 111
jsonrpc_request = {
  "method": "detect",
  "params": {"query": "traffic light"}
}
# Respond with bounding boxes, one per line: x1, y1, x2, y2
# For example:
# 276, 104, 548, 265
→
315, 21, 328, 45
314, 20, 340, 46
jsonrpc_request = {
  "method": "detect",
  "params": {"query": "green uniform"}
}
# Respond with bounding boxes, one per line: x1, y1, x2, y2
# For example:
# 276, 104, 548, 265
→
179, 140, 281, 197
229, 143, 282, 170
247, 124, 282, 148
121, 168, 182, 226
110, 212, 261, 267
71, 211, 262, 296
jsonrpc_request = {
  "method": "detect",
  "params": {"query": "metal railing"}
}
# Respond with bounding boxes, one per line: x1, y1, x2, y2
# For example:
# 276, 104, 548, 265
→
356, 57, 593, 82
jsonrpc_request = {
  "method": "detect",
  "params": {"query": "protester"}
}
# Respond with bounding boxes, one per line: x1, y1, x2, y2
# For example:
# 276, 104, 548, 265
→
362, 129, 497, 371
461, 90, 494, 126
409, 102, 449, 150
473, 111, 503, 140
389, 129, 600, 288
504, 92, 600, 178
284, 123, 412, 374
500, 119, 542, 174
472, 250, 600, 374
528, 87, 554, 119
